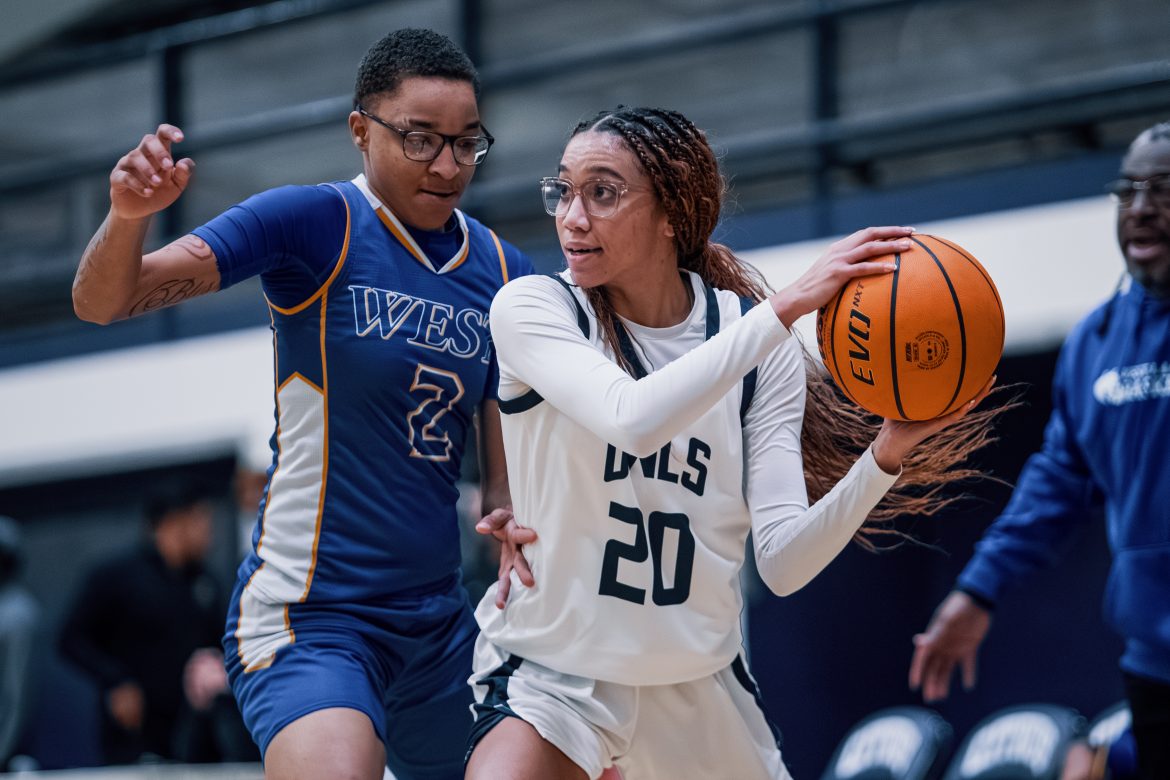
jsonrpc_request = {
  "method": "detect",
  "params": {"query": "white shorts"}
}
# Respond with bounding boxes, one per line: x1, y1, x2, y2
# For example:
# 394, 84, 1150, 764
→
468, 634, 792, 780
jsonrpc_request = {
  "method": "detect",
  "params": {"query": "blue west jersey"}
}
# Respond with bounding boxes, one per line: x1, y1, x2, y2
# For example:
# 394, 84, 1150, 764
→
195, 175, 532, 608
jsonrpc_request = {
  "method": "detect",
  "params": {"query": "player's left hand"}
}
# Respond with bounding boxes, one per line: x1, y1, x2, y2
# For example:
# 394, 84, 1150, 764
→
872, 375, 997, 473
477, 507, 537, 609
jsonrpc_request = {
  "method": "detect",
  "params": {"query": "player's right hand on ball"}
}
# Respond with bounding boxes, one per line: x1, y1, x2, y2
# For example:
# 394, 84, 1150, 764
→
771, 226, 913, 328
109, 124, 195, 220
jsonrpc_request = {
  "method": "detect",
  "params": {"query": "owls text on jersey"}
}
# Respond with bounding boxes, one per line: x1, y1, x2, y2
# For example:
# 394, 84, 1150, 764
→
194, 175, 532, 670
476, 270, 897, 685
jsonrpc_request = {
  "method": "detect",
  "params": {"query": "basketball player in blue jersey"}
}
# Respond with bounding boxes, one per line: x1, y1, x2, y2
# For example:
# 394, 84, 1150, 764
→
72, 28, 535, 780
464, 107, 998, 780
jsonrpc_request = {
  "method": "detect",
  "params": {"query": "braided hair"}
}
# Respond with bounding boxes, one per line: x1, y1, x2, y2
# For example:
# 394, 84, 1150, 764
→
568, 106, 1006, 541
570, 107, 767, 373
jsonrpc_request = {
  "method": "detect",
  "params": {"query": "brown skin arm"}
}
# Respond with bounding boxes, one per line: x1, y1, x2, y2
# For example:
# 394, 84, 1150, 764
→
769, 226, 912, 328
475, 400, 538, 608
72, 124, 220, 324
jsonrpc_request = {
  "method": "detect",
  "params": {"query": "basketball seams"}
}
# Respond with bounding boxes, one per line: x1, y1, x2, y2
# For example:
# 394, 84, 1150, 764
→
914, 235, 967, 417
827, 283, 865, 408
931, 234, 1006, 337
889, 253, 908, 420
817, 233, 1002, 421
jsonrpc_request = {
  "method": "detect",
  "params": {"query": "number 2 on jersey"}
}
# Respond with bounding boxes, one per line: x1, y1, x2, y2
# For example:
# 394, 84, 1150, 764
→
405, 364, 465, 461
599, 501, 695, 605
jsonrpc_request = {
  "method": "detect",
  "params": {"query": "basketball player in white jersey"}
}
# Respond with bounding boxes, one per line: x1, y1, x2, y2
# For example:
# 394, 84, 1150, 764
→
464, 107, 996, 780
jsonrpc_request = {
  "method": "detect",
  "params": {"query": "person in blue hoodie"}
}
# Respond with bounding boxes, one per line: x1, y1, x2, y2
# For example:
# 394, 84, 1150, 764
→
907, 121, 1170, 780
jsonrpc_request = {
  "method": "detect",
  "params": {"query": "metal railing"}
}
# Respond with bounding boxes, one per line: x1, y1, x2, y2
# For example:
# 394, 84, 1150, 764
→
2, 0, 1169, 339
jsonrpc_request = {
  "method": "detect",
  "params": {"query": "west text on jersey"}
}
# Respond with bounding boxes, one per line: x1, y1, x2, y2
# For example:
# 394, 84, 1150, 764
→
349, 285, 492, 363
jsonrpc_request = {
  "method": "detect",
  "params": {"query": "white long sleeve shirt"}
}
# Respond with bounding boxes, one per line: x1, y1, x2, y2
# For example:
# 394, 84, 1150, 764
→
475, 270, 898, 685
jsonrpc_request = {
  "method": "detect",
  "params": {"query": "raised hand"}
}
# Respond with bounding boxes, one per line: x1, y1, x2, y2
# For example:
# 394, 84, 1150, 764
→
109, 124, 195, 221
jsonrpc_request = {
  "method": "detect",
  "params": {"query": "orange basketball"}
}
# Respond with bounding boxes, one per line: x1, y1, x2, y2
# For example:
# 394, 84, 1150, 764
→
815, 234, 1004, 421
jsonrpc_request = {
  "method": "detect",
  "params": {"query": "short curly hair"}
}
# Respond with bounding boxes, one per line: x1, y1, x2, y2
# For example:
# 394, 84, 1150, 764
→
353, 28, 480, 108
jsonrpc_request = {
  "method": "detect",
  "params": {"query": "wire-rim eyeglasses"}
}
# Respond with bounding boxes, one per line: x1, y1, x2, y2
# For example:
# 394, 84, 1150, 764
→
541, 176, 647, 218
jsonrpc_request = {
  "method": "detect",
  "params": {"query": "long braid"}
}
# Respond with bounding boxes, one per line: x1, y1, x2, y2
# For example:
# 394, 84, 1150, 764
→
568, 106, 1007, 541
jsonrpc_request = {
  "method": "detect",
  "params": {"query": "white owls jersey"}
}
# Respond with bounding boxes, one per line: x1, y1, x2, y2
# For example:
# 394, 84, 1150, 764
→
477, 270, 898, 686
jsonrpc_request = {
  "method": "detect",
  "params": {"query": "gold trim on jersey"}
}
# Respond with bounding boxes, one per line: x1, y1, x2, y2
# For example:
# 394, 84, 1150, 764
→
490, 229, 509, 284
268, 186, 353, 316
303, 280, 331, 601
352, 172, 471, 275
235, 570, 296, 674
374, 204, 470, 275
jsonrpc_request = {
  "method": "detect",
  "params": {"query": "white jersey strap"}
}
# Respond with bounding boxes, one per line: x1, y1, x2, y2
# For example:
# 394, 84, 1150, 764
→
738, 295, 760, 422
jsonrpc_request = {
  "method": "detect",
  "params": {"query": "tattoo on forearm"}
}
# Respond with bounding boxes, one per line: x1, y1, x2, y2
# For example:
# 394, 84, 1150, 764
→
129, 278, 217, 316
74, 227, 109, 290
127, 236, 217, 317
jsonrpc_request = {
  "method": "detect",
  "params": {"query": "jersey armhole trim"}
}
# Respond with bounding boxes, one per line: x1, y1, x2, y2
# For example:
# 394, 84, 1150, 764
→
498, 274, 590, 415
549, 273, 591, 340
499, 389, 545, 415
268, 185, 352, 316
490, 229, 509, 284
739, 295, 759, 423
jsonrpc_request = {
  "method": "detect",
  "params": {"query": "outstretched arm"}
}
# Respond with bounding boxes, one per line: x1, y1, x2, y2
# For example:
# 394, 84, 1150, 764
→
492, 227, 914, 457
73, 124, 220, 324
748, 340, 994, 595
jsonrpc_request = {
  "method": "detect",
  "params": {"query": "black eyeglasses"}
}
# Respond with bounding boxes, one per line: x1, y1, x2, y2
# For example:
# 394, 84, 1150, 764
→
1106, 175, 1170, 209
357, 105, 494, 166
540, 177, 640, 218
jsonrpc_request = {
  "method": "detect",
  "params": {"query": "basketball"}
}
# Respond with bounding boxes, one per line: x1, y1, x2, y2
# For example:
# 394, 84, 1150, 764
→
815, 234, 1004, 421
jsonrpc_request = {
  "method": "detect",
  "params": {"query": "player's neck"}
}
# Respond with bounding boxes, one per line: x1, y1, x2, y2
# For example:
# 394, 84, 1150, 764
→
608, 269, 693, 328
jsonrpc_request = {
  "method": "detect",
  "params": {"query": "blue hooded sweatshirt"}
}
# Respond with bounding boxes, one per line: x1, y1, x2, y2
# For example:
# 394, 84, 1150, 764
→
958, 280, 1170, 685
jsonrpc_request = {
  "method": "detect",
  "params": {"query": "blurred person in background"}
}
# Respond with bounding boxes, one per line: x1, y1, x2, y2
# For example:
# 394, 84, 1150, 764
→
0, 515, 39, 769
909, 121, 1170, 780
58, 481, 251, 764
70, 27, 535, 780
232, 442, 272, 563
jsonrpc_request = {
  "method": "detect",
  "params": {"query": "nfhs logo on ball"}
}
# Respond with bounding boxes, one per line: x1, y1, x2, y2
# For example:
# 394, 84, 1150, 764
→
908, 331, 950, 370
816, 234, 1004, 421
